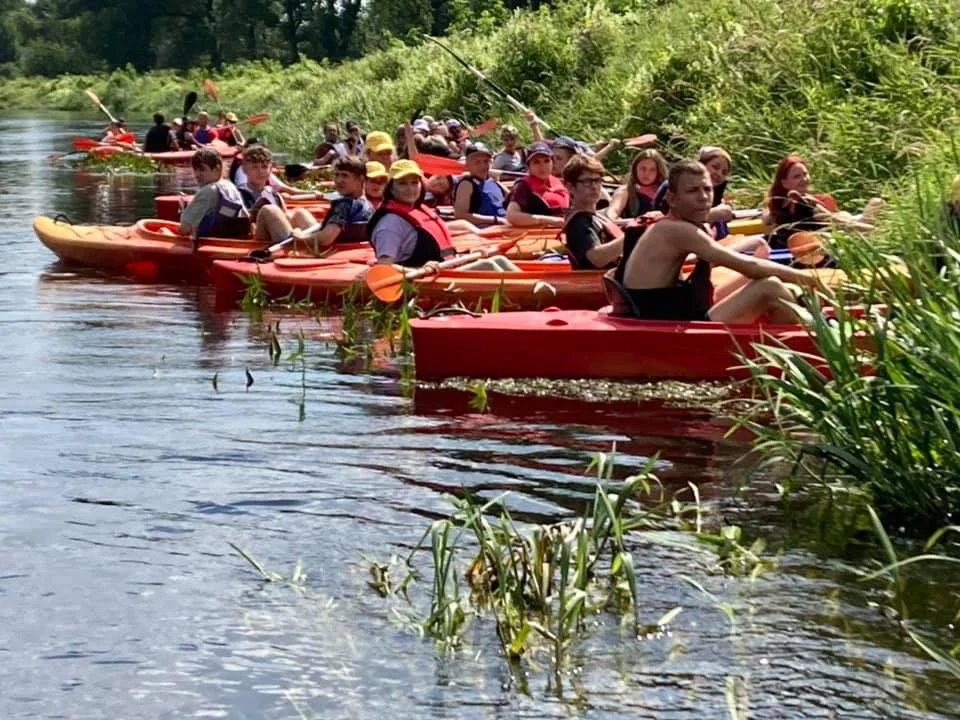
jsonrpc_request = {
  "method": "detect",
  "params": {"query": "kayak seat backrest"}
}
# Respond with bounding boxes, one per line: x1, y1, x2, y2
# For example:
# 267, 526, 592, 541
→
602, 273, 641, 318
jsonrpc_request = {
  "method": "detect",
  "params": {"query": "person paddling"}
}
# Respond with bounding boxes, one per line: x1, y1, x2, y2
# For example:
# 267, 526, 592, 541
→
505, 142, 570, 227
236, 145, 315, 244
367, 160, 457, 268
218, 112, 245, 147
293, 157, 374, 250
178, 147, 250, 247
617, 160, 820, 324
453, 143, 508, 227
143, 113, 178, 153
193, 112, 214, 145
561, 155, 624, 270
607, 149, 668, 221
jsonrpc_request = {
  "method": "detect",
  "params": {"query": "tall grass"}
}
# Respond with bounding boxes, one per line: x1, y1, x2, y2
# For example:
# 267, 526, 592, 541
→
3, 0, 959, 197
736, 139, 960, 532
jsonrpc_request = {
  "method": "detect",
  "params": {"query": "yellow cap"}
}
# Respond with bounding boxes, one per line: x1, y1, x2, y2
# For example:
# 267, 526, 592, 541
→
225, 111, 239, 123
389, 159, 424, 181
366, 131, 395, 154
365, 161, 388, 179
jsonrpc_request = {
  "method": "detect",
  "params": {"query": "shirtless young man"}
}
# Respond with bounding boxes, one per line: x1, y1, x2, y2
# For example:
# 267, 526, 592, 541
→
620, 160, 821, 324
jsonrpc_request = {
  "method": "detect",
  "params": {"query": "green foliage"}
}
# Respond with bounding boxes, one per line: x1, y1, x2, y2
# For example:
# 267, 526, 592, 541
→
735, 141, 960, 532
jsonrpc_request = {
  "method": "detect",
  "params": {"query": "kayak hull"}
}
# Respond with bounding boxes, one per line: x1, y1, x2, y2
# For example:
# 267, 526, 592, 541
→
154, 194, 331, 222
410, 308, 821, 381
91, 140, 238, 165
209, 257, 609, 311
33, 216, 269, 283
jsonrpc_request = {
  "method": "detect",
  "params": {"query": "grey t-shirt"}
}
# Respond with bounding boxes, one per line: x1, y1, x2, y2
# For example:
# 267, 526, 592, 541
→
370, 213, 418, 263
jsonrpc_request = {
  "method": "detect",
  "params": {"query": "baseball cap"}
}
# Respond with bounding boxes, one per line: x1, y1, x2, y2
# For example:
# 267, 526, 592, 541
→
465, 142, 493, 158
526, 141, 554, 159
412, 119, 430, 134
366, 131, 395, 154
445, 118, 462, 129
225, 111, 239, 123
365, 161, 388, 179
389, 159, 425, 181
554, 135, 578, 151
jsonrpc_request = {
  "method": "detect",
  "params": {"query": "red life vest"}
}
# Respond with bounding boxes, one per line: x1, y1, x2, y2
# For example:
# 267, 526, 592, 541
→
514, 175, 570, 216
368, 200, 455, 267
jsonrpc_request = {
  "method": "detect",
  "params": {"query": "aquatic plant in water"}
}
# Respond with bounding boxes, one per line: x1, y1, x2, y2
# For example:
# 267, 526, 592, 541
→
80, 152, 160, 174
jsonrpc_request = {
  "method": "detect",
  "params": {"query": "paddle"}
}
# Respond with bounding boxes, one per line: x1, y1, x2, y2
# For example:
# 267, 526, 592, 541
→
787, 231, 828, 266
72, 137, 101, 152
366, 238, 521, 302
623, 133, 658, 147
467, 118, 498, 138
239, 113, 269, 127
204, 79, 221, 109
84, 89, 118, 124
423, 35, 558, 137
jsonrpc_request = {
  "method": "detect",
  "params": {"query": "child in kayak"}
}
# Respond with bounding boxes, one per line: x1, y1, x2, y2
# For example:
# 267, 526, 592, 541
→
561, 155, 623, 270
193, 112, 215, 145
505, 142, 570, 227
617, 159, 820, 324
453, 143, 508, 227
236, 145, 315, 244
763, 154, 879, 249
293, 156, 374, 249
607, 149, 668, 221
365, 161, 388, 209
365, 131, 396, 170
178, 147, 250, 246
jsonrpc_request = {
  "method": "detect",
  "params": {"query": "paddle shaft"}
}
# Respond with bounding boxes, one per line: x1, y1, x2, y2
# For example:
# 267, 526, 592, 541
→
85, 89, 118, 124
423, 35, 557, 136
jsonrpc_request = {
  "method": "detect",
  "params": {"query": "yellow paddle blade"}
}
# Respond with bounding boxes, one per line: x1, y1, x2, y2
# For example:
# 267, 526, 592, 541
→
84, 89, 102, 106
365, 264, 406, 303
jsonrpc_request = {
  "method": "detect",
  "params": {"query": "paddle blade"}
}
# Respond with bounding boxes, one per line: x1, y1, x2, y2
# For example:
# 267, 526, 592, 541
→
72, 138, 99, 151
84, 89, 102, 107
204, 79, 220, 103
814, 193, 839, 213
623, 133, 658, 147
468, 118, 498, 137
284, 163, 312, 180
416, 154, 466, 176
366, 264, 406, 303
788, 231, 827, 266
183, 91, 198, 118
241, 113, 269, 127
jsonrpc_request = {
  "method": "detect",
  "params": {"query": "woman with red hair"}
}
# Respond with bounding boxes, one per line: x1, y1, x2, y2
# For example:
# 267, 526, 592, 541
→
763, 155, 879, 249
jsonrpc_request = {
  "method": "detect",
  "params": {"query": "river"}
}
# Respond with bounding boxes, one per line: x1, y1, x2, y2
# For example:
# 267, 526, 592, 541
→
0, 114, 957, 719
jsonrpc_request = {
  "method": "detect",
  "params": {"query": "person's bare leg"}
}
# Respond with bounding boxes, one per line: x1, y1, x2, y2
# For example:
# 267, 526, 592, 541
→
288, 208, 315, 230
253, 205, 293, 243
709, 276, 798, 324
713, 239, 771, 302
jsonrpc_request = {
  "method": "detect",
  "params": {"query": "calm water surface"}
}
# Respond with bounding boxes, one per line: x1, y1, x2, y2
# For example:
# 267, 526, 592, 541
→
0, 115, 957, 719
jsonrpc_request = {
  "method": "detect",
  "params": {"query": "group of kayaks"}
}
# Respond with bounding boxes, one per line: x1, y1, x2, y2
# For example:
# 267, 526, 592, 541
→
34, 209, 857, 383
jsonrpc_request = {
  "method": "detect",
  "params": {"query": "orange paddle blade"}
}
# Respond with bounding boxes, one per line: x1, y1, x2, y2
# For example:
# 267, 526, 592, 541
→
814, 193, 839, 213
241, 113, 269, 126
72, 138, 99, 151
623, 133, 658, 147
468, 118, 498, 137
365, 264, 406, 303
204, 79, 220, 103
416, 154, 466, 176
787, 231, 827, 266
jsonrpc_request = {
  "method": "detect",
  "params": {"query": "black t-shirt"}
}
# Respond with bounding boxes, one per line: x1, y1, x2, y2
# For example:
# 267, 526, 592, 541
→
144, 125, 174, 153
564, 211, 616, 270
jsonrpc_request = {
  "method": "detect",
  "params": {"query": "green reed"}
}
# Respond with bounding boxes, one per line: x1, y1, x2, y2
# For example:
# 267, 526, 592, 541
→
80, 152, 160, 174
735, 156, 960, 533
368, 445, 773, 685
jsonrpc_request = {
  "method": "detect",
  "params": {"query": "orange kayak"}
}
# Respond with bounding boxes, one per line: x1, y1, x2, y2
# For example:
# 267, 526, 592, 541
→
209, 256, 608, 311
154, 194, 331, 222
33, 216, 269, 282
92, 139, 238, 165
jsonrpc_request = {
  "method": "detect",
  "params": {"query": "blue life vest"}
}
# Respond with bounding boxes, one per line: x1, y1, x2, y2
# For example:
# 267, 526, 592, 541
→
461, 176, 506, 220
194, 127, 213, 144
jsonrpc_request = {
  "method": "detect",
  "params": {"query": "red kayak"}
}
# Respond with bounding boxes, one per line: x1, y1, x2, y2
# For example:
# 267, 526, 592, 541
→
410, 307, 824, 381
92, 139, 238, 165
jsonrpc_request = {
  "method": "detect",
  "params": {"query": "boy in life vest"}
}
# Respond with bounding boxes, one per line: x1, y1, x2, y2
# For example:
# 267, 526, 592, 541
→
193, 112, 214, 145
236, 145, 315, 244
293, 156, 374, 250
178, 147, 250, 247
561, 155, 624, 271
453, 143, 509, 228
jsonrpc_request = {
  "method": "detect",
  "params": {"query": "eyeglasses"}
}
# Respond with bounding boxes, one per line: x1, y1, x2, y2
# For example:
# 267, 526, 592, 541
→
576, 177, 603, 187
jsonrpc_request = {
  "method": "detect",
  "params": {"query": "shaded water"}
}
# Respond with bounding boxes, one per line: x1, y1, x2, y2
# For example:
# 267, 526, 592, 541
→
0, 114, 957, 719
